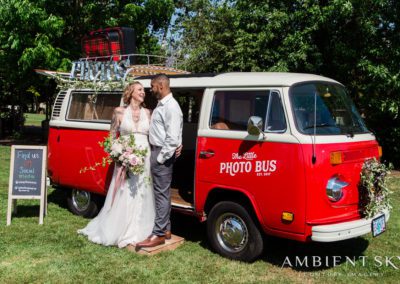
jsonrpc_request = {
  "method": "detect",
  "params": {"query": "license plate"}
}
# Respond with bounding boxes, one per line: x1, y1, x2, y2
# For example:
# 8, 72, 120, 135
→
372, 214, 386, 237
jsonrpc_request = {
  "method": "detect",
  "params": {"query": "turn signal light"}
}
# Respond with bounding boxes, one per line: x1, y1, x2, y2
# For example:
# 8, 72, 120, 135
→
378, 146, 382, 158
330, 151, 343, 165
282, 212, 294, 222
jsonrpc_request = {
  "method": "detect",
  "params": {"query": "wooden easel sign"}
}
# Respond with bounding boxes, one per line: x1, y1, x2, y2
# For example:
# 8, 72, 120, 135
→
7, 145, 47, 225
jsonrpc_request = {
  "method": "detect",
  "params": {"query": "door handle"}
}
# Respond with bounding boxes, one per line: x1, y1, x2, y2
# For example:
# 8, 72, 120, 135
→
199, 150, 215, 159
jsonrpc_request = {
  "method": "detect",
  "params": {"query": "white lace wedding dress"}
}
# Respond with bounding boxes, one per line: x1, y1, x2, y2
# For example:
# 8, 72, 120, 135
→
78, 107, 155, 248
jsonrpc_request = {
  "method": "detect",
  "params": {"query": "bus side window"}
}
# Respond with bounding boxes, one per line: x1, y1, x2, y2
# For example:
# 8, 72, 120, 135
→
210, 90, 270, 131
265, 92, 287, 132
67, 92, 121, 121
174, 89, 204, 150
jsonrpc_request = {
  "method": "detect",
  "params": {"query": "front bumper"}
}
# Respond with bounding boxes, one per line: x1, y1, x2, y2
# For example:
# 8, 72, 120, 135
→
311, 210, 390, 242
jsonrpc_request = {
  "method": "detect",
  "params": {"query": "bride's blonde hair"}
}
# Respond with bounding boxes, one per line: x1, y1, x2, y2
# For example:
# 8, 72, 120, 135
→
123, 81, 143, 105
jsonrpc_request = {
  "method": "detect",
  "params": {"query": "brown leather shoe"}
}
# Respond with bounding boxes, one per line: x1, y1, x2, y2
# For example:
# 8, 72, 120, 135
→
136, 235, 165, 248
136, 235, 151, 247
165, 230, 171, 240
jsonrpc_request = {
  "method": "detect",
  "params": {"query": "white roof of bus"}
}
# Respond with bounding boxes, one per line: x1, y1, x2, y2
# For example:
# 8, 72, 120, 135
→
136, 72, 340, 88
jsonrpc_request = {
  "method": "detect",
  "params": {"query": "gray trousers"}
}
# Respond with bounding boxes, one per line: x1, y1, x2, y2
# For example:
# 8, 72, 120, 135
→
150, 145, 174, 236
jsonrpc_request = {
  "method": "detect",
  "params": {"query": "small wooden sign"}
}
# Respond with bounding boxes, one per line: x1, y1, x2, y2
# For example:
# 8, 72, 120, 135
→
7, 145, 47, 225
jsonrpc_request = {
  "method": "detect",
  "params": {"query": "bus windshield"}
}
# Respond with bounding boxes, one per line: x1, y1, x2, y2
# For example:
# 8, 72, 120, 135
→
290, 82, 369, 135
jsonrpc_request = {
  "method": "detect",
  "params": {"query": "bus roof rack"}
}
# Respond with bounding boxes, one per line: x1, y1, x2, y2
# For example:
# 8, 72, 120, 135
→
35, 53, 190, 82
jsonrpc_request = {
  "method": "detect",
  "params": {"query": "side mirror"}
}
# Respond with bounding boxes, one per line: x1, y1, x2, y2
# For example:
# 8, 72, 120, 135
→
247, 116, 265, 138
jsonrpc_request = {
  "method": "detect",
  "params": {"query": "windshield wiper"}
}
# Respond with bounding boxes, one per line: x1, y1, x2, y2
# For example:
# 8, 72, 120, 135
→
345, 126, 355, 138
303, 123, 336, 130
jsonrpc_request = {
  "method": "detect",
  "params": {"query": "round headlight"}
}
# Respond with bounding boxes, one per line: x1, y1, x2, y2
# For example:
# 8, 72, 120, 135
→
326, 176, 348, 202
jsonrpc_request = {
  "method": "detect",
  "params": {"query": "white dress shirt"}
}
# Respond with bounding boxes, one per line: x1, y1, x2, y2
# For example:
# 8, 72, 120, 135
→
149, 93, 183, 164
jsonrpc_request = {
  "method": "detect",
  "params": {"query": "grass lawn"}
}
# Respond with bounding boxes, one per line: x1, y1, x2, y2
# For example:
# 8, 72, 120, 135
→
0, 144, 399, 283
24, 113, 46, 127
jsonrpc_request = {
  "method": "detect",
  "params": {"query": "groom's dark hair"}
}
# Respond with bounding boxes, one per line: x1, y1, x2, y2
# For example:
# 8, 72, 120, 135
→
152, 73, 170, 87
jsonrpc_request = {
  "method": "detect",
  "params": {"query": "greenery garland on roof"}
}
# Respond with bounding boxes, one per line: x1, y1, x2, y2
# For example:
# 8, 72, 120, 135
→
54, 75, 137, 92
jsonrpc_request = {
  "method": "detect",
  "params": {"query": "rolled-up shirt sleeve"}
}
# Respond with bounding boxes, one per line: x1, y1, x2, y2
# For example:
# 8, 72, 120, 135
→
156, 103, 183, 164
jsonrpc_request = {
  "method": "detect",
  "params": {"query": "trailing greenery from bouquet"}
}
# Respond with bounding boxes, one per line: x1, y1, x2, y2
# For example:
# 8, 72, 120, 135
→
79, 134, 113, 174
359, 158, 393, 218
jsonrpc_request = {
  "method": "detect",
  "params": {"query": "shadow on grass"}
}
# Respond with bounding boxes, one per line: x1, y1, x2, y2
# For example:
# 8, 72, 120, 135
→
9, 187, 70, 219
170, 212, 208, 245
0, 126, 45, 146
43, 188, 371, 269
47, 187, 69, 210
11, 204, 41, 218
169, 212, 370, 269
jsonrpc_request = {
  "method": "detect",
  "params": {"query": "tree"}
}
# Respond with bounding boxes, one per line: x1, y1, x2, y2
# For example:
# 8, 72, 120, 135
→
0, 0, 63, 134
0, 0, 175, 136
175, 0, 400, 166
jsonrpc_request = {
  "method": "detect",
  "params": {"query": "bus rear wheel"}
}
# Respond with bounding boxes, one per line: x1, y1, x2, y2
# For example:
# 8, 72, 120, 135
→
207, 201, 264, 262
67, 189, 99, 218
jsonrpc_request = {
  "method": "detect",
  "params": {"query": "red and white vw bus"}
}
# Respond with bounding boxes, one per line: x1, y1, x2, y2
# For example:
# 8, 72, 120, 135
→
47, 72, 388, 261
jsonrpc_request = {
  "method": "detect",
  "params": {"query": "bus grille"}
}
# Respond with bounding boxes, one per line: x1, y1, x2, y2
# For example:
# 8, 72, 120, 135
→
51, 91, 67, 119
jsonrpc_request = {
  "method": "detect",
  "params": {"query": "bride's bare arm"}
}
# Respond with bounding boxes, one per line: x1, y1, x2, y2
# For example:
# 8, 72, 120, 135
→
110, 107, 124, 139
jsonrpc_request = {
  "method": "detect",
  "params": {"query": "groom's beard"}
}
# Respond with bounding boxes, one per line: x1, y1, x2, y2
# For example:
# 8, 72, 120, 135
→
152, 91, 161, 100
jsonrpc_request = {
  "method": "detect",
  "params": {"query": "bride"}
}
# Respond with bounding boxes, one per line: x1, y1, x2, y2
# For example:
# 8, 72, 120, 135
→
78, 82, 155, 248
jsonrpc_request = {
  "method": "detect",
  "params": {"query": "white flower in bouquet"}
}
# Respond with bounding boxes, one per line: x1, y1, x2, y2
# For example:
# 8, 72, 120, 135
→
111, 142, 123, 156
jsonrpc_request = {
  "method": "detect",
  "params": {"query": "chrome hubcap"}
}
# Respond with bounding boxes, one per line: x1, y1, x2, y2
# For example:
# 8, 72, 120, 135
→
72, 189, 91, 212
215, 213, 248, 253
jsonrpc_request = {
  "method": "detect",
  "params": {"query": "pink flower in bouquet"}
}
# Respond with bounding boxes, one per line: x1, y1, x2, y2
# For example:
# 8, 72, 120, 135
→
130, 155, 138, 166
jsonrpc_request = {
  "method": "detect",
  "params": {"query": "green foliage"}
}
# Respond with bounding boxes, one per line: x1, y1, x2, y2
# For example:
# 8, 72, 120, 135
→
0, 107, 25, 137
26, 86, 41, 98
176, 0, 400, 167
360, 158, 393, 218
55, 76, 127, 93
0, 0, 175, 135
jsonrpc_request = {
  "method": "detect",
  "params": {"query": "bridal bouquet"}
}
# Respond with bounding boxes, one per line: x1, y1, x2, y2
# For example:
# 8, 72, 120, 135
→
100, 133, 148, 176
80, 134, 148, 206
80, 134, 147, 176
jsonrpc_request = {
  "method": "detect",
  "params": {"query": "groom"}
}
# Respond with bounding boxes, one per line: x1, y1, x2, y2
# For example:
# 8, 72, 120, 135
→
137, 74, 183, 248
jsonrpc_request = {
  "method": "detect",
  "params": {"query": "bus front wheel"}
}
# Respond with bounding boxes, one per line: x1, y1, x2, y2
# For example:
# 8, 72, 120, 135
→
207, 201, 264, 262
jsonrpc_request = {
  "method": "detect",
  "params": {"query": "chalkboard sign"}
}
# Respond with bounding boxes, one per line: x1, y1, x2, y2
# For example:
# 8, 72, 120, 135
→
12, 148, 44, 196
7, 145, 47, 225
